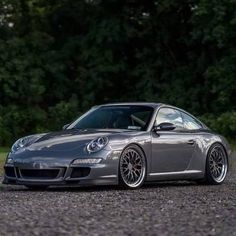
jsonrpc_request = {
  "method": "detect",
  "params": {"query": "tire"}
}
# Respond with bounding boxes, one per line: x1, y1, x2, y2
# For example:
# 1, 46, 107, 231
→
204, 143, 228, 185
25, 185, 48, 191
119, 144, 146, 189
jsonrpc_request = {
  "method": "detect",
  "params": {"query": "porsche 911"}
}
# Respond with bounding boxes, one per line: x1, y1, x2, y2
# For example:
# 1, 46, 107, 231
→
3, 103, 231, 189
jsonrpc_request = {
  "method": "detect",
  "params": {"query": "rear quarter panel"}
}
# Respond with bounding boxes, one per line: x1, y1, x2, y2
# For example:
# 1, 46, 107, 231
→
189, 131, 232, 173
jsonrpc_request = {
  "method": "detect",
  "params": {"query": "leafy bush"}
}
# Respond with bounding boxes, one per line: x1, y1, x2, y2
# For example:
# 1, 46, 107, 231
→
200, 112, 236, 138
48, 98, 81, 131
0, 100, 82, 145
0, 105, 48, 145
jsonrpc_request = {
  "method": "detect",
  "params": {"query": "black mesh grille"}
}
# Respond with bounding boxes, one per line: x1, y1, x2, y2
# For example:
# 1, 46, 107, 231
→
5, 167, 16, 178
70, 167, 90, 178
20, 169, 59, 179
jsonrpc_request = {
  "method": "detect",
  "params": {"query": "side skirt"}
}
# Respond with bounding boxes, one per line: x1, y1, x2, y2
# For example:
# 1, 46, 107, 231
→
147, 170, 204, 181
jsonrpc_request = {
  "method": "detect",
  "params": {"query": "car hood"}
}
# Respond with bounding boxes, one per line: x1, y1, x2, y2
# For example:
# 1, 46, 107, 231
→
26, 129, 130, 152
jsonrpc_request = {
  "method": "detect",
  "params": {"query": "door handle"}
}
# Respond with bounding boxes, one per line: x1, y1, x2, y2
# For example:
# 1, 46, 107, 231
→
187, 140, 195, 145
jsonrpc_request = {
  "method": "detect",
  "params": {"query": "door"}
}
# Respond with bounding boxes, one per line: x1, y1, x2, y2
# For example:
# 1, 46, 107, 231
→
151, 107, 197, 173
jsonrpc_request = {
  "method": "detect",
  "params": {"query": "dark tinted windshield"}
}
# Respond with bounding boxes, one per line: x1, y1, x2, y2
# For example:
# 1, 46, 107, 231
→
72, 106, 154, 131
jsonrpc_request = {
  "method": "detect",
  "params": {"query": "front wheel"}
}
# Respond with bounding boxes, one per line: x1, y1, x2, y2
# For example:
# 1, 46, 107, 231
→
119, 145, 146, 189
204, 143, 228, 185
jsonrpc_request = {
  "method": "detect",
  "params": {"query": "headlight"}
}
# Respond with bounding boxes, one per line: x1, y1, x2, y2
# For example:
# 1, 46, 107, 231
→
6, 155, 14, 164
72, 158, 102, 164
87, 136, 108, 153
11, 135, 43, 153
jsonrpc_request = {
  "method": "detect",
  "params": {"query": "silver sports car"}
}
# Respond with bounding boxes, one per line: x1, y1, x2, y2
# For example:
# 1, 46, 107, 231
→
3, 103, 231, 189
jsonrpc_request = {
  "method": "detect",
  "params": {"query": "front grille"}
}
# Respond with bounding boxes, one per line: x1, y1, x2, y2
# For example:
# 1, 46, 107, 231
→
70, 167, 90, 178
20, 169, 60, 179
5, 167, 16, 178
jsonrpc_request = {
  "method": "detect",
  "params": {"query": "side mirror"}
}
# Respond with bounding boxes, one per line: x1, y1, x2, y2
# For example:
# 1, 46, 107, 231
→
62, 123, 70, 130
153, 122, 176, 132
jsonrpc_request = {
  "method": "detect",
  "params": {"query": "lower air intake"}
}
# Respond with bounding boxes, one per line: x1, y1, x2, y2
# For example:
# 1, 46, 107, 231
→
5, 167, 16, 178
20, 169, 59, 179
70, 167, 91, 178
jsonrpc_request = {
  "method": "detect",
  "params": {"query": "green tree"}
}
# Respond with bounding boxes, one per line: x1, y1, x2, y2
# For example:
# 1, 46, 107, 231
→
0, 0, 236, 145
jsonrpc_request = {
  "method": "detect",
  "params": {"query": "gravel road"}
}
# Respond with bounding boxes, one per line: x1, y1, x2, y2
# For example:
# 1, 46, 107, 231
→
0, 163, 236, 236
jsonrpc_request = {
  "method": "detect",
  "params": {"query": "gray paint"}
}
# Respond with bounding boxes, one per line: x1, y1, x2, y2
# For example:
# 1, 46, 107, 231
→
3, 103, 232, 187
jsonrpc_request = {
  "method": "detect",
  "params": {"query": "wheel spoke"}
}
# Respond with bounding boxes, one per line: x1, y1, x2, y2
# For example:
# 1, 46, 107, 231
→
120, 148, 145, 187
127, 171, 131, 182
209, 145, 227, 182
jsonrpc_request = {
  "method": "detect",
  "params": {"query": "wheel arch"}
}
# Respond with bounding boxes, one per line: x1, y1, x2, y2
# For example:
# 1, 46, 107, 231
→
119, 142, 148, 181
203, 141, 229, 184
206, 141, 228, 162
122, 142, 147, 161
204, 141, 229, 176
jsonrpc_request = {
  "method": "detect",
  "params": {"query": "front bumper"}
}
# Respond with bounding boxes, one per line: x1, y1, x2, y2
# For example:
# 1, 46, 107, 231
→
2, 147, 122, 187
3, 156, 119, 187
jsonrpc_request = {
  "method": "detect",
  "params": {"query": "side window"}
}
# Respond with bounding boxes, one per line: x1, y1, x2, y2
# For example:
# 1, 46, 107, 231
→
181, 112, 202, 130
155, 108, 184, 128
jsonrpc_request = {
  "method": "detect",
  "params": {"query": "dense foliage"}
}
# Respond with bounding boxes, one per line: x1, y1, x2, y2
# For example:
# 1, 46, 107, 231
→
0, 0, 236, 145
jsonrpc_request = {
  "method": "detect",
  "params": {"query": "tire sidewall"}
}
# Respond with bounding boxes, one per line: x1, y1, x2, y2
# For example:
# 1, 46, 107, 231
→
206, 143, 228, 185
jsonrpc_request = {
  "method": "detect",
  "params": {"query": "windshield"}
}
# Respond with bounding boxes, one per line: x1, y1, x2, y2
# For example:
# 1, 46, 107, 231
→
70, 106, 154, 131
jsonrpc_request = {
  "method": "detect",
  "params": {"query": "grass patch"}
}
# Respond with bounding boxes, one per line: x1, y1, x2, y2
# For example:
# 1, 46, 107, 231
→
0, 147, 10, 153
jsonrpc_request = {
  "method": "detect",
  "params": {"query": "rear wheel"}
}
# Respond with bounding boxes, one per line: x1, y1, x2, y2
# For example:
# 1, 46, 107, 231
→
204, 143, 228, 185
119, 145, 146, 189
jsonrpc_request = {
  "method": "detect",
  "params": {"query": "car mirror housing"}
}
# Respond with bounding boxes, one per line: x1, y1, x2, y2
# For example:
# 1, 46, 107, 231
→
153, 122, 176, 132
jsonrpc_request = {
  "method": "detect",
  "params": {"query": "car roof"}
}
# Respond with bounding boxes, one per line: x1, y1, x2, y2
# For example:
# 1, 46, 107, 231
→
96, 102, 163, 108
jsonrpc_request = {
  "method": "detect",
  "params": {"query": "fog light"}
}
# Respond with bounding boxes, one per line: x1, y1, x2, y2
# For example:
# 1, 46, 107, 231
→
72, 158, 102, 164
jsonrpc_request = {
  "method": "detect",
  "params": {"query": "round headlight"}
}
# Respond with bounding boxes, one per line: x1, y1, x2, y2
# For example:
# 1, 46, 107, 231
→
87, 137, 109, 153
11, 134, 44, 153
12, 136, 31, 153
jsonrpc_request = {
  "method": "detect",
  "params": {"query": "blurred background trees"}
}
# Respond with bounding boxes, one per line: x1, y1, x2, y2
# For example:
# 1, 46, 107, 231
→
0, 0, 236, 145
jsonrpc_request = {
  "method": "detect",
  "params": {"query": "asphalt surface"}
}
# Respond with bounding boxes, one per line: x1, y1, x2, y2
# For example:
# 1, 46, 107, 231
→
0, 164, 236, 235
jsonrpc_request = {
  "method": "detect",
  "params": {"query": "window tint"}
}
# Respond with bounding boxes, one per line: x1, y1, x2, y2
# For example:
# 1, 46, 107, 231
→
181, 112, 202, 130
155, 108, 184, 128
73, 106, 154, 131
131, 111, 151, 128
